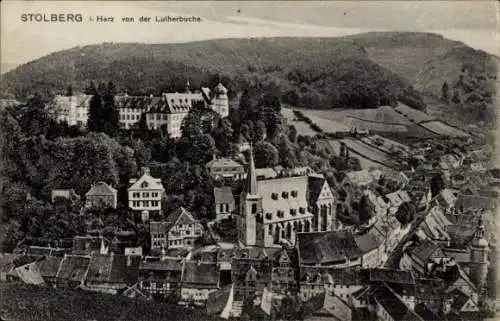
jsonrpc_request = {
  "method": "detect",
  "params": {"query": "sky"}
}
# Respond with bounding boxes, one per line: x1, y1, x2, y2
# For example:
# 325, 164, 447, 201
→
1, 1, 498, 73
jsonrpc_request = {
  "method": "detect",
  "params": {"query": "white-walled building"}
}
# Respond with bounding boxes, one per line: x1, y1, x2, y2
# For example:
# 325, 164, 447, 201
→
128, 167, 164, 213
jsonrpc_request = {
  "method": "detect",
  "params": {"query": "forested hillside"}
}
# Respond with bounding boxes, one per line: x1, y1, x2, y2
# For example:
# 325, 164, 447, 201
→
0, 37, 423, 110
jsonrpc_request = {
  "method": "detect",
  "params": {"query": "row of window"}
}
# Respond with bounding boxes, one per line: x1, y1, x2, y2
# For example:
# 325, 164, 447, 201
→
131, 200, 159, 207
219, 203, 230, 213
212, 167, 241, 172
120, 114, 141, 121
266, 207, 306, 220
132, 192, 160, 198
271, 191, 299, 200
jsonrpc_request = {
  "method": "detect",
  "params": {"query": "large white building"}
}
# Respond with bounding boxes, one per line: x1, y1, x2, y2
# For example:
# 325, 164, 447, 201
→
51, 80, 230, 138
237, 149, 337, 248
128, 167, 164, 213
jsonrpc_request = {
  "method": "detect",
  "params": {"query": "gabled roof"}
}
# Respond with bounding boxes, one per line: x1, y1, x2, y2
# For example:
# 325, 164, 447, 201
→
364, 268, 415, 285
128, 169, 164, 191
8, 261, 45, 285
213, 187, 235, 204
307, 176, 327, 205
85, 182, 117, 196
139, 258, 183, 272
206, 157, 243, 169
166, 207, 199, 227
37, 256, 63, 279
354, 232, 381, 253
307, 291, 352, 320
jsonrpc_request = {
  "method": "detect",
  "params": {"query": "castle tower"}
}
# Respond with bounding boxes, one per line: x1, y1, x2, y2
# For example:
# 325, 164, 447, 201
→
212, 79, 229, 118
469, 218, 489, 292
238, 148, 262, 246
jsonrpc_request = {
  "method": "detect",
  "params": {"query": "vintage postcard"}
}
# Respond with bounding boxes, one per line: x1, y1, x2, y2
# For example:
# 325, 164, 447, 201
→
0, 1, 498, 320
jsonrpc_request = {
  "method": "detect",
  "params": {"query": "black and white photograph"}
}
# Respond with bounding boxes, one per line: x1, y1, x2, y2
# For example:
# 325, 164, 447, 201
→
0, 1, 498, 320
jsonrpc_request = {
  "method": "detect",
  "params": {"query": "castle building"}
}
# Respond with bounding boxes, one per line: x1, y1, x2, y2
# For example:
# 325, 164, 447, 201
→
236, 149, 336, 248
51, 80, 230, 138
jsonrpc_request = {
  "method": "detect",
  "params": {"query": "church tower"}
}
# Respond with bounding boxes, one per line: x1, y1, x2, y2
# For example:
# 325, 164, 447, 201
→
185, 77, 191, 94
469, 218, 489, 292
212, 78, 229, 118
238, 148, 263, 247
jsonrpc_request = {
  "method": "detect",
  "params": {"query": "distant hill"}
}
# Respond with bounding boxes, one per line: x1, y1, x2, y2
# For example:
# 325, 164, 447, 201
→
1, 33, 496, 119
0, 37, 420, 110
345, 32, 498, 127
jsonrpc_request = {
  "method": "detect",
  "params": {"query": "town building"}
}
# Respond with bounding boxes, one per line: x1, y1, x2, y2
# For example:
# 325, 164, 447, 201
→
206, 157, 245, 180
213, 187, 236, 220
180, 261, 220, 305
50, 94, 92, 127
51, 189, 80, 203
138, 256, 184, 299
85, 182, 118, 209
237, 149, 336, 247
128, 167, 164, 213
150, 207, 204, 253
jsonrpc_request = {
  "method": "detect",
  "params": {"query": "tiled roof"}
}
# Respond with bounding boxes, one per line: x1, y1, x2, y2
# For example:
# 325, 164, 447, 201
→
139, 258, 183, 271
307, 176, 326, 205
354, 232, 381, 253
214, 187, 235, 204
255, 168, 278, 179
374, 284, 424, 321
56, 255, 91, 282
206, 157, 243, 169
409, 240, 444, 263
85, 182, 117, 196
297, 231, 361, 265
150, 221, 171, 234
166, 206, 198, 226
414, 303, 445, 321
455, 194, 497, 210
182, 262, 219, 288
109, 254, 141, 284
128, 169, 164, 191
37, 256, 63, 279
364, 268, 415, 285
307, 291, 352, 320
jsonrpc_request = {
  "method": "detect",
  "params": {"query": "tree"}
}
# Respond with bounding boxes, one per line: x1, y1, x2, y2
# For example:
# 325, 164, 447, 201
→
358, 194, 375, 224
277, 136, 299, 168
211, 118, 235, 157
395, 201, 416, 225
451, 89, 461, 104
101, 81, 120, 137
254, 120, 267, 142
18, 93, 51, 137
430, 173, 445, 198
441, 81, 450, 101
253, 141, 279, 168
288, 125, 298, 143
87, 91, 103, 132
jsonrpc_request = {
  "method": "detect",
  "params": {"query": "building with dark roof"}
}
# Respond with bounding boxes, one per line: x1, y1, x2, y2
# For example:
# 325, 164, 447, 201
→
138, 257, 184, 298
180, 261, 220, 305
213, 186, 236, 220
85, 182, 117, 209
56, 254, 91, 288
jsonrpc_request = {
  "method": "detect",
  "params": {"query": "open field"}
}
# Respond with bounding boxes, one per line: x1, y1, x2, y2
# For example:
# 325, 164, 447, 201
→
420, 121, 470, 138
361, 135, 410, 156
281, 107, 318, 136
394, 102, 434, 123
299, 105, 413, 125
328, 139, 393, 170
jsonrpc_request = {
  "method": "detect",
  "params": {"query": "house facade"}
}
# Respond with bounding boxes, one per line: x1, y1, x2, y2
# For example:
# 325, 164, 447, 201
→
206, 157, 245, 180
214, 187, 235, 220
128, 167, 164, 213
85, 182, 117, 209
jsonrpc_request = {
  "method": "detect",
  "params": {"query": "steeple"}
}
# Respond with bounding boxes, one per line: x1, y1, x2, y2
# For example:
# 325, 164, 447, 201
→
245, 147, 258, 195
185, 77, 191, 93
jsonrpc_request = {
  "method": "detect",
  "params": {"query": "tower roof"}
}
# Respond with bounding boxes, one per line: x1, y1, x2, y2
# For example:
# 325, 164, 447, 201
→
244, 147, 258, 195
471, 218, 488, 248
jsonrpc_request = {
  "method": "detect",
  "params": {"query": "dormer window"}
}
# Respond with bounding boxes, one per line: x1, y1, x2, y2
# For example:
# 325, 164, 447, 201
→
282, 192, 289, 199
277, 210, 284, 218
141, 181, 149, 188
291, 190, 298, 198
272, 193, 278, 200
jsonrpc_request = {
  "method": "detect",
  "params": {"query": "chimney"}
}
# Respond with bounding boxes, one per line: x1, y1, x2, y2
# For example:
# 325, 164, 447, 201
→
213, 154, 217, 161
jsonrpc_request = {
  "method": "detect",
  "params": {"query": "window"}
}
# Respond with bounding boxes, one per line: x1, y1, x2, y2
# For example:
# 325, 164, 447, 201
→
299, 207, 306, 214
277, 210, 284, 218
290, 209, 297, 216
152, 192, 158, 197
251, 204, 257, 214
133, 192, 140, 198
220, 204, 224, 212
282, 192, 289, 199
185, 230, 190, 235
271, 193, 278, 200
126, 115, 130, 120
265, 213, 273, 220
225, 204, 229, 212
291, 190, 298, 198
143, 201, 150, 207
152, 201, 159, 207
142, 192, 149, 198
